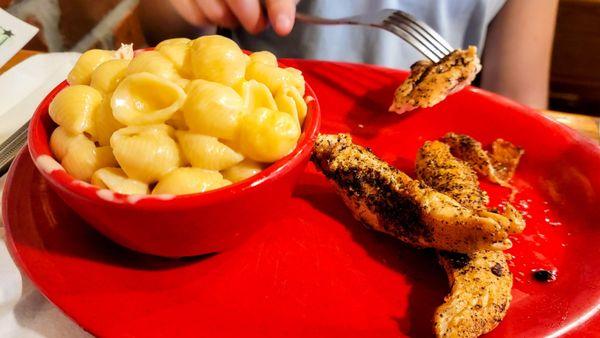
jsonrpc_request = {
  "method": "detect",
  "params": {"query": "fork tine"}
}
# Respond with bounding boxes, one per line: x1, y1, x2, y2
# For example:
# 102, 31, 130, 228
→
385, 18, 447, 60
386, 18, 448, 58
391, 11, 454, 54
382, 23, 441, 62
294, 8, 455, 61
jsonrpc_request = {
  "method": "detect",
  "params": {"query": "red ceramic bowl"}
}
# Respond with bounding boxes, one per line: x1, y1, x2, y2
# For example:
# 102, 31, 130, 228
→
27, 77, 321, 258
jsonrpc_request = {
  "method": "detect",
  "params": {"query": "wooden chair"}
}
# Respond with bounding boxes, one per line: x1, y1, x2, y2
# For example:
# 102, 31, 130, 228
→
550, 0, 600, 116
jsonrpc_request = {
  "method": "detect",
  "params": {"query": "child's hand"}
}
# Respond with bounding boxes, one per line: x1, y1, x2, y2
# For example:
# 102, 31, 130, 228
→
169, 0, 299, 36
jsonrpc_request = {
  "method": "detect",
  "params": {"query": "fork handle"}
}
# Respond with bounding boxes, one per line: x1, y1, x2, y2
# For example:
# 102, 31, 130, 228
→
295, 12, 359, 26
257, 0, 358, 26
0, 122, 29, 176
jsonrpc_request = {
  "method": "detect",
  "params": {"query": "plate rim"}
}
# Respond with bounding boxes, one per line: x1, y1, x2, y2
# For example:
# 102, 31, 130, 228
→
4, 59, 600, 337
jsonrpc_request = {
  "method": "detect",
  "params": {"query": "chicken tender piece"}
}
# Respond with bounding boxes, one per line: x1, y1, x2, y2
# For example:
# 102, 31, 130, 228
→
416, 137, 523, 338
416, 140, 489, 211
441, 133, 524, 188
311, 134, 512, 253
417, 140, 525, 234
389, 46, 482, 114
489, 138, 525, 183
434, 250, 512, 338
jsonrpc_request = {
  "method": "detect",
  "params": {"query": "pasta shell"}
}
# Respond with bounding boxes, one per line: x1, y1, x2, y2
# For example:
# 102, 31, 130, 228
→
182, 80, 243, 140
90, 59, 130, 93
238, 80, 278, 114
156, 38, 192, 78
61, 137, 117, 181
49, 126, 89, 161
173, 77, 191, 89
91, 98, 125, 146
176, 131, 243, 170
246, 62, 306, 96
127, 51, 179, 80
189, 35, 249, 86
68, 49, 116, 85
245, 62, 288, 94
110, 124, 181, 183
275, 84, 308, 127
112, 73, 186, 126
249, 51, 277, 66
237, 108, 301, 162
184, 79, 209, 94
91, 167, 149, 195
153, 168, 231, 195
284, 67, 306, 96
49, 85, 103, 134
166, 110, 188, 130
221, 159, 264, 183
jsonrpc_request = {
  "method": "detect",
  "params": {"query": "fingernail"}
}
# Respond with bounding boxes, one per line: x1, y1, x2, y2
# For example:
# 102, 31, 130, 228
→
276, 14, 291, 34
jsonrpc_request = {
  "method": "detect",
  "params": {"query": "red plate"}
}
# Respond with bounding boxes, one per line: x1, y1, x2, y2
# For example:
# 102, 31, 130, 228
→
3, 60, 600, 337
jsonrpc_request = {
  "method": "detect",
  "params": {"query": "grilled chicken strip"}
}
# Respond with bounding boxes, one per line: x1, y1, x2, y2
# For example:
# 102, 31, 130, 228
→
311, 134, 512, 253
416, 140, 489, 211
389, 46, 482, 114
441, 133, 524, 188
434, 250, 512, 338
417, 140, 525, 234
416, 138, 524, 338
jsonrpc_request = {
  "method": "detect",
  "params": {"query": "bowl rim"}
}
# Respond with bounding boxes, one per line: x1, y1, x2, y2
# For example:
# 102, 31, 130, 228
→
28, 63, 321, 211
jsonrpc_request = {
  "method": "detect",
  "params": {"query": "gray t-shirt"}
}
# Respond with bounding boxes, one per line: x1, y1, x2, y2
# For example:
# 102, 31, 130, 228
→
234, 0, 506, 69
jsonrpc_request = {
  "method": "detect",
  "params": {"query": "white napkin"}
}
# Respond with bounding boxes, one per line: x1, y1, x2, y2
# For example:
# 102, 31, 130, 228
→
0, 53, 91, 338
0, 52, 80, 142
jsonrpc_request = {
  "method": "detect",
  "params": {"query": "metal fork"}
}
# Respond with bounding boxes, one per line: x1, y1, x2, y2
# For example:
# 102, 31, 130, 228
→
0, 121, 28, 176
296, 9, 454, 62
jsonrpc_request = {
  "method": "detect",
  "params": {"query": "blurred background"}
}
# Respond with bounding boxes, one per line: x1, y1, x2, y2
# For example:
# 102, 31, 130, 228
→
2, 0, 598, 117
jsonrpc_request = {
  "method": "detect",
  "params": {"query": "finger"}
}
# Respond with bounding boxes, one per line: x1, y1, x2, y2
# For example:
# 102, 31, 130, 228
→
265, 0, 296, 36
225, 0, 268, 34
171, 0, 209, 26
195, 0, 239, 28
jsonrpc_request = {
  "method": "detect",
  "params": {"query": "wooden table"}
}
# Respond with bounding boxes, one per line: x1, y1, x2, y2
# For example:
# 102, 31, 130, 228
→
2, 51, 599, 143
543, 110, 599, 142
0, 50, 39, 74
